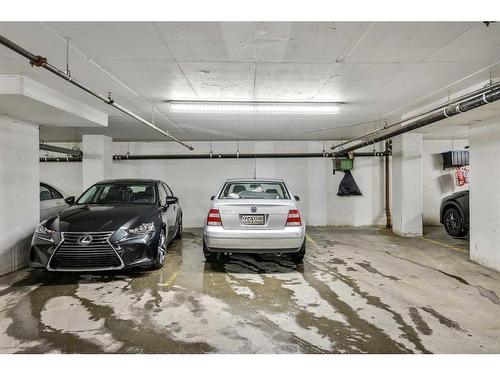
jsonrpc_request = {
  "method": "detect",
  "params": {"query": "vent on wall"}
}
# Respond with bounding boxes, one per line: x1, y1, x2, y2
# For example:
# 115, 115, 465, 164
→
442, 150, 469, 170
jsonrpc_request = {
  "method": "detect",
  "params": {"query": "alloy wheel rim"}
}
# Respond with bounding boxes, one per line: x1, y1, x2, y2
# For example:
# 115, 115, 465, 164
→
446, 211, 460, 233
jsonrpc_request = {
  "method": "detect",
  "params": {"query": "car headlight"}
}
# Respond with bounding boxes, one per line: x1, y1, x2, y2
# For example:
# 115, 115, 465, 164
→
127, 222, 155, 234
35, 223, 56, 242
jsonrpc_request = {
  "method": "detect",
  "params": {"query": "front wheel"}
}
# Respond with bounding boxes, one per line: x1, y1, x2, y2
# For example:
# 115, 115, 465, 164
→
290, 240, 306, 263
151, 228, 167, 270
443, 207, 466, 237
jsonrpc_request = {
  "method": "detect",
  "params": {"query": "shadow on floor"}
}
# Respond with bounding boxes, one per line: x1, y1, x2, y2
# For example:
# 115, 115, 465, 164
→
204, 253, 304, 275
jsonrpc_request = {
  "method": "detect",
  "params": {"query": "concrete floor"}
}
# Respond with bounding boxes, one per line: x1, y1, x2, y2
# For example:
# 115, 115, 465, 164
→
0, 226, 499, 354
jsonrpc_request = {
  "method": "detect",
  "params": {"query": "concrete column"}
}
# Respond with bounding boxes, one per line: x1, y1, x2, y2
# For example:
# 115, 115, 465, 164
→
391, 133, 423, 236
469, 122, 500, 271
82, 135, 113, 189
307, 141, 328, 226
0, 115, 39, 276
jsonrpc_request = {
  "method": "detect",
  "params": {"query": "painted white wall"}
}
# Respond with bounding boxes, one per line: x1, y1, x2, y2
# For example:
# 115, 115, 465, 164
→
112, 141, 387, 228
469, 121, 500, 271
422, 140, 469, 225
40, 140, 386, 228
0, 115, 39, 276
39, 162, 83, 198
39, 138, 468, 230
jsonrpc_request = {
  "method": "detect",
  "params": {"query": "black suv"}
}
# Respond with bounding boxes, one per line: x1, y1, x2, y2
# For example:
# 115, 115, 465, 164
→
440, 190, 469, 237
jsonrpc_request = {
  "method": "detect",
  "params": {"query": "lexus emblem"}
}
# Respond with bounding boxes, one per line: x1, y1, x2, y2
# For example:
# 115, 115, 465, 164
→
250, 206, 257, 213
78, 234, 93, 246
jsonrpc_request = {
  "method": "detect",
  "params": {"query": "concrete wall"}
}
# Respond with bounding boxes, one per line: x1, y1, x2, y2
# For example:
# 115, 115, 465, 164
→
469, 122, 500, 271
423, 140, 469, 225
39, 138, 468, 230
0, 115, 39, 276
40, 140, 386, 228
39, 162, 82, 198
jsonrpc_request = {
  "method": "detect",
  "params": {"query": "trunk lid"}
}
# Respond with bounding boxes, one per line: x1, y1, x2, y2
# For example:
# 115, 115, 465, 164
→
216, 199, 292, 230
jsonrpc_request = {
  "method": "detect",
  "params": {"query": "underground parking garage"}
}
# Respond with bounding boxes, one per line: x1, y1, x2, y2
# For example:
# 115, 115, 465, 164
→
1, 16, 500, 360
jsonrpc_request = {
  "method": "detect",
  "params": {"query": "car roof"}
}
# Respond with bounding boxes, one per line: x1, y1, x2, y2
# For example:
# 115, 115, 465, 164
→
225, 178, 284, 182
97, 178, 159, 184
40, 181, 68, 196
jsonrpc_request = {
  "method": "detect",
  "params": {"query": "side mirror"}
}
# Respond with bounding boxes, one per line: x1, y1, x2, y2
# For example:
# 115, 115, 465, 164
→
294, 195, 300, 201
65, 196, 75, 205
210, 195, 215, 201
166, 196, 179, 205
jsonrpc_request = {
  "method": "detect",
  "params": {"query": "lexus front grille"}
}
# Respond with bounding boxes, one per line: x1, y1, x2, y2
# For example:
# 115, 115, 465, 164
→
49, 232, 123, 270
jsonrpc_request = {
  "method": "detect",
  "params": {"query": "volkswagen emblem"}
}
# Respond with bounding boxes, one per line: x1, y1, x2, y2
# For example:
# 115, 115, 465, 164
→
78, 234, 93, 246
250, 206, 257, 213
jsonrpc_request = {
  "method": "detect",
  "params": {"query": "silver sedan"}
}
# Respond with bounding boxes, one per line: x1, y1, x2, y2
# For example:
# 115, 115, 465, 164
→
203, 178, 306, 263
40, 182, 69, 222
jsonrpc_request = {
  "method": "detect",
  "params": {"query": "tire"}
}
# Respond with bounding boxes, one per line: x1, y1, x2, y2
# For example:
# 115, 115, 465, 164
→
174, 215, 183, 240
443, 207, 466, 237
290, 240, 306, 263
203, 239, 218, 263
151, 228, 167, 270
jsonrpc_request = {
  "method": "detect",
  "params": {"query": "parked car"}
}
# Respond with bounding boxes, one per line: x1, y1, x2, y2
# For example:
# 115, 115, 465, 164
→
440, 190, 469, 237
203, 178, 306, 263
40, 182, 69, 221
30, 179, 182, 271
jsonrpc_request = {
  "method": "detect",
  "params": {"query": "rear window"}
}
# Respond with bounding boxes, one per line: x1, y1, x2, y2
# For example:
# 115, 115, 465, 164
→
219, 181, 290, 200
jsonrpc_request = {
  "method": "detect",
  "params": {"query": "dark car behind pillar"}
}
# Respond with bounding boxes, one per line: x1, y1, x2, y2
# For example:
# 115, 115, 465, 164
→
440, 190, 469, 237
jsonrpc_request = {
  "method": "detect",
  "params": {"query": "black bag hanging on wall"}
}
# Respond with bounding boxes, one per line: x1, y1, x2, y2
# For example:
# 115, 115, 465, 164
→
337, 170, 362, 196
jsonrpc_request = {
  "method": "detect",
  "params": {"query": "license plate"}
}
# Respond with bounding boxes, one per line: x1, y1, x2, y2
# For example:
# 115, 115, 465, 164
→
240, 215, 265, 225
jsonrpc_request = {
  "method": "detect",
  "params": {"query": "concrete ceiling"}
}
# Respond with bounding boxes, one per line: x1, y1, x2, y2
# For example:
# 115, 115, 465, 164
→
0, 21, 499, 142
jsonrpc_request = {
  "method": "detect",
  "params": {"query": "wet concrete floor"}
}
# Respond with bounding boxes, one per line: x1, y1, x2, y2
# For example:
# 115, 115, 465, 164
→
0, 226, 499, 354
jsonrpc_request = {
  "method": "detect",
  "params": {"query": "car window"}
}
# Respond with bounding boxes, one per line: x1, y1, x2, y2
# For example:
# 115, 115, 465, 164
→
76, 183, 157, 204
158, 184, 168, 205
164, 183, 173, 196
219, 181, 290, 200
49, 186, 63, 199
40, 184, 52, 201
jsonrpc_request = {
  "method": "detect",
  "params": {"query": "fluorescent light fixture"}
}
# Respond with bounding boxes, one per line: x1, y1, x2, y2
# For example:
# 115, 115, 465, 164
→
168, 101, 341, 115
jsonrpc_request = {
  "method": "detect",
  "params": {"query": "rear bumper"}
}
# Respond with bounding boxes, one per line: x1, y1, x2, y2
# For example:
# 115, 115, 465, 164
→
204, 225, 305, 253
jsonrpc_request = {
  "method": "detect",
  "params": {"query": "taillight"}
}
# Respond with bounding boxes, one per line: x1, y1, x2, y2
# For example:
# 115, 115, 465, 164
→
286, 209, 301, 226
207, 208, 222, 226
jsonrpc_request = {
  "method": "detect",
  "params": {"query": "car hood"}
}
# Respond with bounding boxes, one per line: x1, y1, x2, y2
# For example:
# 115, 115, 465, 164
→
54, 204, 157, 232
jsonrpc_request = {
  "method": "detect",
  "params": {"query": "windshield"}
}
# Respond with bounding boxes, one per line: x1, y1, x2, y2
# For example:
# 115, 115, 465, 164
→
219, 181, 290, 200
76, 183, 157, 204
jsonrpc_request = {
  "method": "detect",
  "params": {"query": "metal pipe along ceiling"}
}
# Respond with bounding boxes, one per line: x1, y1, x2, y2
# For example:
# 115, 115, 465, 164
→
332, 84, 500, 156
39, 143, 82, 157
40, 157, 82, 162
39, 151, 390, 162
112, 151, 390, 160
0, 34, 194, 151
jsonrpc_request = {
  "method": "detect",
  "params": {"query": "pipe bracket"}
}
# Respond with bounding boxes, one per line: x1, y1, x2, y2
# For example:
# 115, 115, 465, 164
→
30, 55, 47, 67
